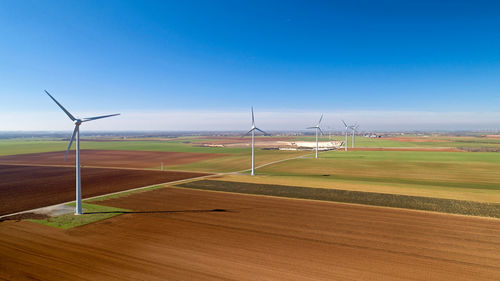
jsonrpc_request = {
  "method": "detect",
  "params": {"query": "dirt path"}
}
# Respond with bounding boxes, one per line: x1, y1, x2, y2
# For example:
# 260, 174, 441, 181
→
1, 187, 499, 280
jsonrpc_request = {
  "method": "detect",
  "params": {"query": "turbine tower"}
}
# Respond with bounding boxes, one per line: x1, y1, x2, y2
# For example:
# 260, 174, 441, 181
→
45, 90, 120, 215
307, 114, 324, 159
243, 107, 268, 176
342, 120, 349, 151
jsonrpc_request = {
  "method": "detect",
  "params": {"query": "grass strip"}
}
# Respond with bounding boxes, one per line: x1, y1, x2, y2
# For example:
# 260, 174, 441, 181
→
178, 180, 500, 218
263, 172, 500, 191
27, 202, 131, 229
86, 184, 164, 202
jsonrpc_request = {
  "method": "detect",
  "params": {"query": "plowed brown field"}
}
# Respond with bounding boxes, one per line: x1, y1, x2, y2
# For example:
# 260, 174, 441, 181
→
1, 187, 499, 280
0, 150, 225, 169
0, 165, 207, 216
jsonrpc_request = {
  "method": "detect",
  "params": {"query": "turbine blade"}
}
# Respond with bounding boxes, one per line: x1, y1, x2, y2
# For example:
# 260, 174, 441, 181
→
251, 107, 255, 126
241, 128, 255, 138
255, 127, 269, 136
341, 120, 347, 127
318, 127, 325, 135
82, 113, 120, 122
64, 126, 78, 161
306, 127, 316, 129
318, 114, 323, 125
45, 90, 76, 121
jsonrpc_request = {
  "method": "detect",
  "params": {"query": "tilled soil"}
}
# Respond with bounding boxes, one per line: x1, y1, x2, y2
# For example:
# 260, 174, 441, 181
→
0, 150, 225, 168
0, 165, 208, 215
1, 187, 499, 280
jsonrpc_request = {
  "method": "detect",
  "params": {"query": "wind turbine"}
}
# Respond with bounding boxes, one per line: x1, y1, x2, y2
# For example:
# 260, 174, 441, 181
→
242, 107, 268, 176
307, 114, 324, 159
351, 123, 359, 148
45, 90, 120, 215
342, 120, 349, 151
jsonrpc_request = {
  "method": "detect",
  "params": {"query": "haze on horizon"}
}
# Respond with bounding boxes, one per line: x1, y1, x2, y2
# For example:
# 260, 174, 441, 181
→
1, 1, 499, 131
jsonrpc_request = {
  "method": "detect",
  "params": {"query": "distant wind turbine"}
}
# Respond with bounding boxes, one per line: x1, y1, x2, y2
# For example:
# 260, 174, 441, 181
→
242, 107, 268, 176
307, 114, 324, 159
351, 123, 359, 148
45, 90, 120, 215
342, 120, 349, 151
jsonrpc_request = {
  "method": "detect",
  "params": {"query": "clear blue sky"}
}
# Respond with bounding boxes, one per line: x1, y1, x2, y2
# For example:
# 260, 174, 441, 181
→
1, 0, 499, 130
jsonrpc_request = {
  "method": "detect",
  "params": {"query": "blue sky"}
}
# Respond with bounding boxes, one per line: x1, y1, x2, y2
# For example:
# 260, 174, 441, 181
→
1, 1, 500, 131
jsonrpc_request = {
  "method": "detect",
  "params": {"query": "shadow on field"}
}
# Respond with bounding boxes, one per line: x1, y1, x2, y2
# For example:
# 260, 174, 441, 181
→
84, 209, 229, 215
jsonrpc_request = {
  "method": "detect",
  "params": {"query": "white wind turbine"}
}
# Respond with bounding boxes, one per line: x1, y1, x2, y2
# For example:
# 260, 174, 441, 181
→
351, 123, 359, 148
307, 114, 324, 159
342, 120, 349, 151
45, 90, 120, 215
242, 107, 268, 176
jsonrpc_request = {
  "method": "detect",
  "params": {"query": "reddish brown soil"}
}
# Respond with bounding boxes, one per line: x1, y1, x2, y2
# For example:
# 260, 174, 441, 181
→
0, 165, 207, 216
485, 135, 500, 139
382, 137, 451, 143
1, 187, 499, 280
347, 147, 463, 152
0, 212, 49, 222
0, 150, 225, 168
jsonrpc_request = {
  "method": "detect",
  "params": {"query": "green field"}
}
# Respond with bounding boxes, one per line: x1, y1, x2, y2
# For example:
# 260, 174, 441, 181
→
228, 150, 500, 203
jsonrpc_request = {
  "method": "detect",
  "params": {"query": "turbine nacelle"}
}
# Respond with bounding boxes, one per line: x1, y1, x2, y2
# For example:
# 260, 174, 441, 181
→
307, 114, 324, 135
243, 107, 269, 137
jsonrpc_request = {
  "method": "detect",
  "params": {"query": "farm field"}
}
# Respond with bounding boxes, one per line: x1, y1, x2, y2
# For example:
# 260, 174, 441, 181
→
1, 135, 500, 280
1, 137, 499, 203
2, 134, 499, 157
222, 150, 500, 203
0, 136, 288, 156
0, 149, 225, 169
295, 134, 500, 150
179, 180, 500, 217
1, 187, 499, 280
0, 138, 309, 173
0, 165, 207, 215
138, 139, 500, 206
